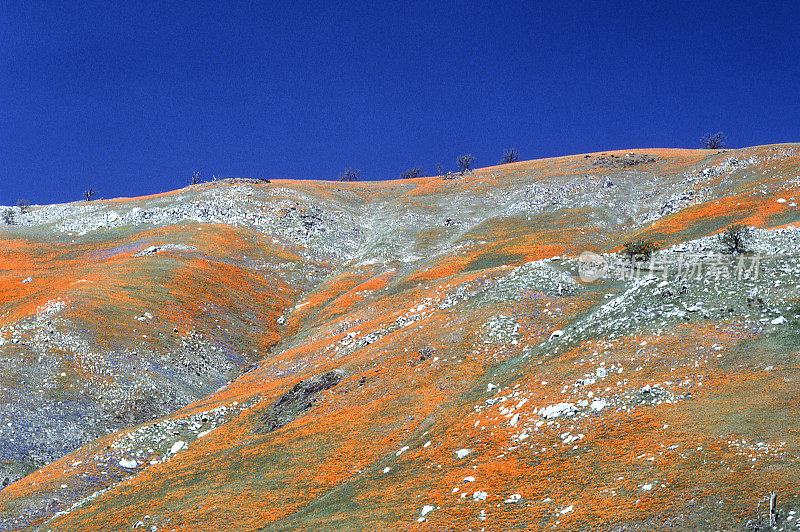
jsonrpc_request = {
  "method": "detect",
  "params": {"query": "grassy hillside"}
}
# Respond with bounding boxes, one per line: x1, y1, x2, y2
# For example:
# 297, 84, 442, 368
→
1, 145, 800, 531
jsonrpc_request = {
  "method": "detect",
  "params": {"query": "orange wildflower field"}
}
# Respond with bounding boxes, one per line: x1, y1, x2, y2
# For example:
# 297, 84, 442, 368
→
2, 145, 800, 530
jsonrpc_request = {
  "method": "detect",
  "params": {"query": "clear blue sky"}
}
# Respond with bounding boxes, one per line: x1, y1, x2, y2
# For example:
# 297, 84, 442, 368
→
2, 0, 799, 205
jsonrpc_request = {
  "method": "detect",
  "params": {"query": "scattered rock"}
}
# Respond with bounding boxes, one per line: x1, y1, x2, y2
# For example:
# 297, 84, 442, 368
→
591, 153, 657, 168
258, 371, 343, 433
134, 244, 197, 257
539, 403, 577, 419
119, 458, 138, 469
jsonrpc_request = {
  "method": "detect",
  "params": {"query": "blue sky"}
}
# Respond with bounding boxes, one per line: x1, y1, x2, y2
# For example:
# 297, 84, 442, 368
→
2, 0, 799, 205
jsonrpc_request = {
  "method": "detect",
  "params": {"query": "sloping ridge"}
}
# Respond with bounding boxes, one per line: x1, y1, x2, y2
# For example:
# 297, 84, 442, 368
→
1, 144, 799, 531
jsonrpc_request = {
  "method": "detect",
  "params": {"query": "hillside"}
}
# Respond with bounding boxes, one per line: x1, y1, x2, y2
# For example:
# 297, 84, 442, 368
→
1, 144, 800, 531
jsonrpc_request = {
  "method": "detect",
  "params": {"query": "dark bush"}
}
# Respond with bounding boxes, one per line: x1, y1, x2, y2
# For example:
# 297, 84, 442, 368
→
701, 132, 726, 149
622, 239, 659, 261
719, 223, 751, 254
501, 148, 519, 164
399, 167, 422, 180
191, 171, 202, 185
16, 199, 30, 213
84, 188, 97, 201
339, 168, 360, 182
457, 154, 476, 175
2, 209, 15, 225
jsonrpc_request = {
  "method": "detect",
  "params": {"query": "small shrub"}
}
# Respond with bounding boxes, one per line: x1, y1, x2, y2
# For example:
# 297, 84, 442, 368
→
84, 188, 97, 201
457, 154, 476, 175
2, 209, 15, 225
622, 239, 659, 261
501, 148, 519, 164
436, 163, 444, 176
191, 171, 202, 185
16, 199, 30, 213
399, 167, 422, 180
719, 223, 751, 254
701, 131, 726, 149
339, 168, 360, 182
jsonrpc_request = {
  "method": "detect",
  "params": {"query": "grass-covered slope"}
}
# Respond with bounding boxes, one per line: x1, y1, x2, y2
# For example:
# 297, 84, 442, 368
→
1, 145, 800, 531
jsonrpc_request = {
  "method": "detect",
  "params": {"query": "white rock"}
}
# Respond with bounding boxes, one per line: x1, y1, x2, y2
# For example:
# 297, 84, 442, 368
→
420, 505, 435, 517
550, 330, 564, 340
509, 413, 520, 426
20, 277, 32, 283
559, 505, 574, 515
487, 383, 498, 391
119, 458, 138, 469
383, 467, 391, 473
778, 198, 787, 203
771, 316, 787, 325
463, 476, 475, 483
504, 494, 522, 503
396, 445, 409, 456
456, 448, 471, 459
144, 312, 153, 319
423, 440, 431, 448
473, 491, 488, 501
170, 441, 186, 454
590, 399, 608, 412
642, 483, 653, 491
539, 403, 576, 419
